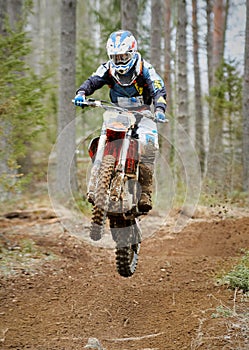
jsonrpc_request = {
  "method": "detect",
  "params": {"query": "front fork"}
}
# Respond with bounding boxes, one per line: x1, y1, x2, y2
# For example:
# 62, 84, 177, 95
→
110, 130, 132, 202
88, 128, 139, 207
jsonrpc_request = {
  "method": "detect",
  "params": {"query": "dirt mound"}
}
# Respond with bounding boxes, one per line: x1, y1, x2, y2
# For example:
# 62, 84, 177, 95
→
0, 208, 249, 349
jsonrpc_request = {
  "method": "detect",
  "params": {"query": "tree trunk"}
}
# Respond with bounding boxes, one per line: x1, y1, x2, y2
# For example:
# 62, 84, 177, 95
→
212, 0, 226, 82
0, 19, 10, 199
121, 0, 138, 37
243, 0, 249, 191
161, 0, 172, 164
7, 0, 23, 28
207, 0, 229, 184
192, 0, 205, 174
206, 0, 213, 90
0, 0, 7, 33
56, 0, 77, 196
155, 0, 172, 196
164, 0, 172, 115
150, 0, 162, 73
177, 0, 189, 135
175, 0, 201, 226
176, 0, 189, 163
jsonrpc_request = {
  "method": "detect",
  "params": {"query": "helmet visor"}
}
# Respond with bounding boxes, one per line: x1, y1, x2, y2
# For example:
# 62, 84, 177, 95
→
110, 52, 133, 65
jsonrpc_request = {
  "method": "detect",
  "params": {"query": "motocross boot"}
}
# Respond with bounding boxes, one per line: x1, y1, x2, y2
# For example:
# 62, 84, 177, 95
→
138, 162, 153, 212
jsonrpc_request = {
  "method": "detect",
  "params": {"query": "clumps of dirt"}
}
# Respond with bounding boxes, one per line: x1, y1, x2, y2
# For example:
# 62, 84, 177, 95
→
3, 209, 57, 220
0, 227, 94, 279
0, 234, 58, 277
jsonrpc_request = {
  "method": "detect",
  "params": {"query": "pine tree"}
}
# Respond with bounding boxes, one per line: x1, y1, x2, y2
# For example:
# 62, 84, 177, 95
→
0, 14, 49, 196
207, 60, 243, 190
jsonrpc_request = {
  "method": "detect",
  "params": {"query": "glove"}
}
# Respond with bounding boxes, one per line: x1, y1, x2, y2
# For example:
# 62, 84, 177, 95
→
74, 91, 85, 106
155, 107, 167, 123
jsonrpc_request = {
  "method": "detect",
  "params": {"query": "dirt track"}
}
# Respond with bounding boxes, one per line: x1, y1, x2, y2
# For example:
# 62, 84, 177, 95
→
0, 205, 249, 350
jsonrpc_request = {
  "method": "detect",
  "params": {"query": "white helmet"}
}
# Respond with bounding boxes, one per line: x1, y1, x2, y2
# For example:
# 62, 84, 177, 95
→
106, 30, 141, 85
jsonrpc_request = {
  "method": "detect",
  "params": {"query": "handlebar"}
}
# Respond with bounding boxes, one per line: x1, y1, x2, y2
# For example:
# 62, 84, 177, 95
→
72, 98, 126, 111
72, 98, 159, 121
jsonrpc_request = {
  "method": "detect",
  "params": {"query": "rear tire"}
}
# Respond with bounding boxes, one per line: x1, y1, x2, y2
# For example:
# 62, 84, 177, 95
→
110, 217, 141, 277
116, 243, 140, 278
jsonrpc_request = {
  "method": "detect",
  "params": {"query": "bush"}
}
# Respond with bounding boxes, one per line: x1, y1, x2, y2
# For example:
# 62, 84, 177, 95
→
222, 251, 249, 293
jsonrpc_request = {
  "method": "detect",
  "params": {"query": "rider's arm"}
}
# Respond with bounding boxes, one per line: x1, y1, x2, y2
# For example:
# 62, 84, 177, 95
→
142, 60, 167, 112
76, 62, 111, 96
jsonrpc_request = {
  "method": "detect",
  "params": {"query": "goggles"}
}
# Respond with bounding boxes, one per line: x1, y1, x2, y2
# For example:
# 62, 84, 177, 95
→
110, 52, 133, 65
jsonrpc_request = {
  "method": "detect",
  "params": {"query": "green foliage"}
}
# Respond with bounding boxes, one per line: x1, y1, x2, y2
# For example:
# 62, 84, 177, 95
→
208, 59, 242, 131
74, 196, 92, 217
211, 305, 234, 319
91, 0, 121, 45
221, 251, 249, 293
76, 1, 119, 130
136, 0, 151, 59
0, 17, 50, 192
0, 238, 57, 277
207, 59, 243, 191
76, 38, 99, 86
76, 1, 114, 98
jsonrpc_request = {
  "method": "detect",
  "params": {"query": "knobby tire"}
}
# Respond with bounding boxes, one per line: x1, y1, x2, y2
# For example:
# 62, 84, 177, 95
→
90, 155, 115, 241
110, 217, 141, 277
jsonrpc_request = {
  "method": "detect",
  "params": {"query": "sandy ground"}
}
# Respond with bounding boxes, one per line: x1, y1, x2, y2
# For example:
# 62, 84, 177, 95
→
0, 202, 249, 350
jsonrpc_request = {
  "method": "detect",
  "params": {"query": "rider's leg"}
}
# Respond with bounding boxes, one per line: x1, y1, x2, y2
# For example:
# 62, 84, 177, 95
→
137, 117, 158, 212
138, 152, 154, 212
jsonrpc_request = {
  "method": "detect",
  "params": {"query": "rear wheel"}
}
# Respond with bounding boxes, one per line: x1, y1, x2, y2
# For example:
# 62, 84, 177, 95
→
110, 217, 141, 277
90, 155, 115, 241
116, 242, 140, 278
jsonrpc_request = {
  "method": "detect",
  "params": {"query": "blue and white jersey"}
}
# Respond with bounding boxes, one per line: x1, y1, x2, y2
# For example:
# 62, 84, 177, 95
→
76, 57, 167, 112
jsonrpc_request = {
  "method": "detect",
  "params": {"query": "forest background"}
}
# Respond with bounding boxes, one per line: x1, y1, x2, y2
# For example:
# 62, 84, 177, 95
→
0, 0, 249, 213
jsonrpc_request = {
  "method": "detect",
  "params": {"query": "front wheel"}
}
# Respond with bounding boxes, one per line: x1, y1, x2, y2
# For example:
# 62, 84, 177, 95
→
90, 155, 115, 241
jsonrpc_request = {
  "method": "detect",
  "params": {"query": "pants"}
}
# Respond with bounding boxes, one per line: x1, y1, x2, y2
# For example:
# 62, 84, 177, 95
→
137, 117, 158, 163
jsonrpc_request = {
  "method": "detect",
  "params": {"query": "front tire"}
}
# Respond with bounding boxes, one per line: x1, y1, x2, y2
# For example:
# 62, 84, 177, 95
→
90, 155, 115, 241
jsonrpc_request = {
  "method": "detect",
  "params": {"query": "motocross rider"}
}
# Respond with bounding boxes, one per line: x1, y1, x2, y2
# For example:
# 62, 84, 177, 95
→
74, 30, 167, 212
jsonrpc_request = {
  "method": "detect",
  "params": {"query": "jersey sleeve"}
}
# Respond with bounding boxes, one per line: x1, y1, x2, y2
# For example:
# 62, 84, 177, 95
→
142, 60, 167, 112
76, 62, 111, 96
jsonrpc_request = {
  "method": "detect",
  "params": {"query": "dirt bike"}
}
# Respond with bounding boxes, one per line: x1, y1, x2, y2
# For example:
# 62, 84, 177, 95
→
73, 98, 156, 277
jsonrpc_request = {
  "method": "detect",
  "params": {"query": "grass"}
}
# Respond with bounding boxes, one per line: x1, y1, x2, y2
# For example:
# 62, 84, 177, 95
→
0, 237, 58, 277
211, 305, 234, 319
209, 252, 249, 348
221, 251, 249, 293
